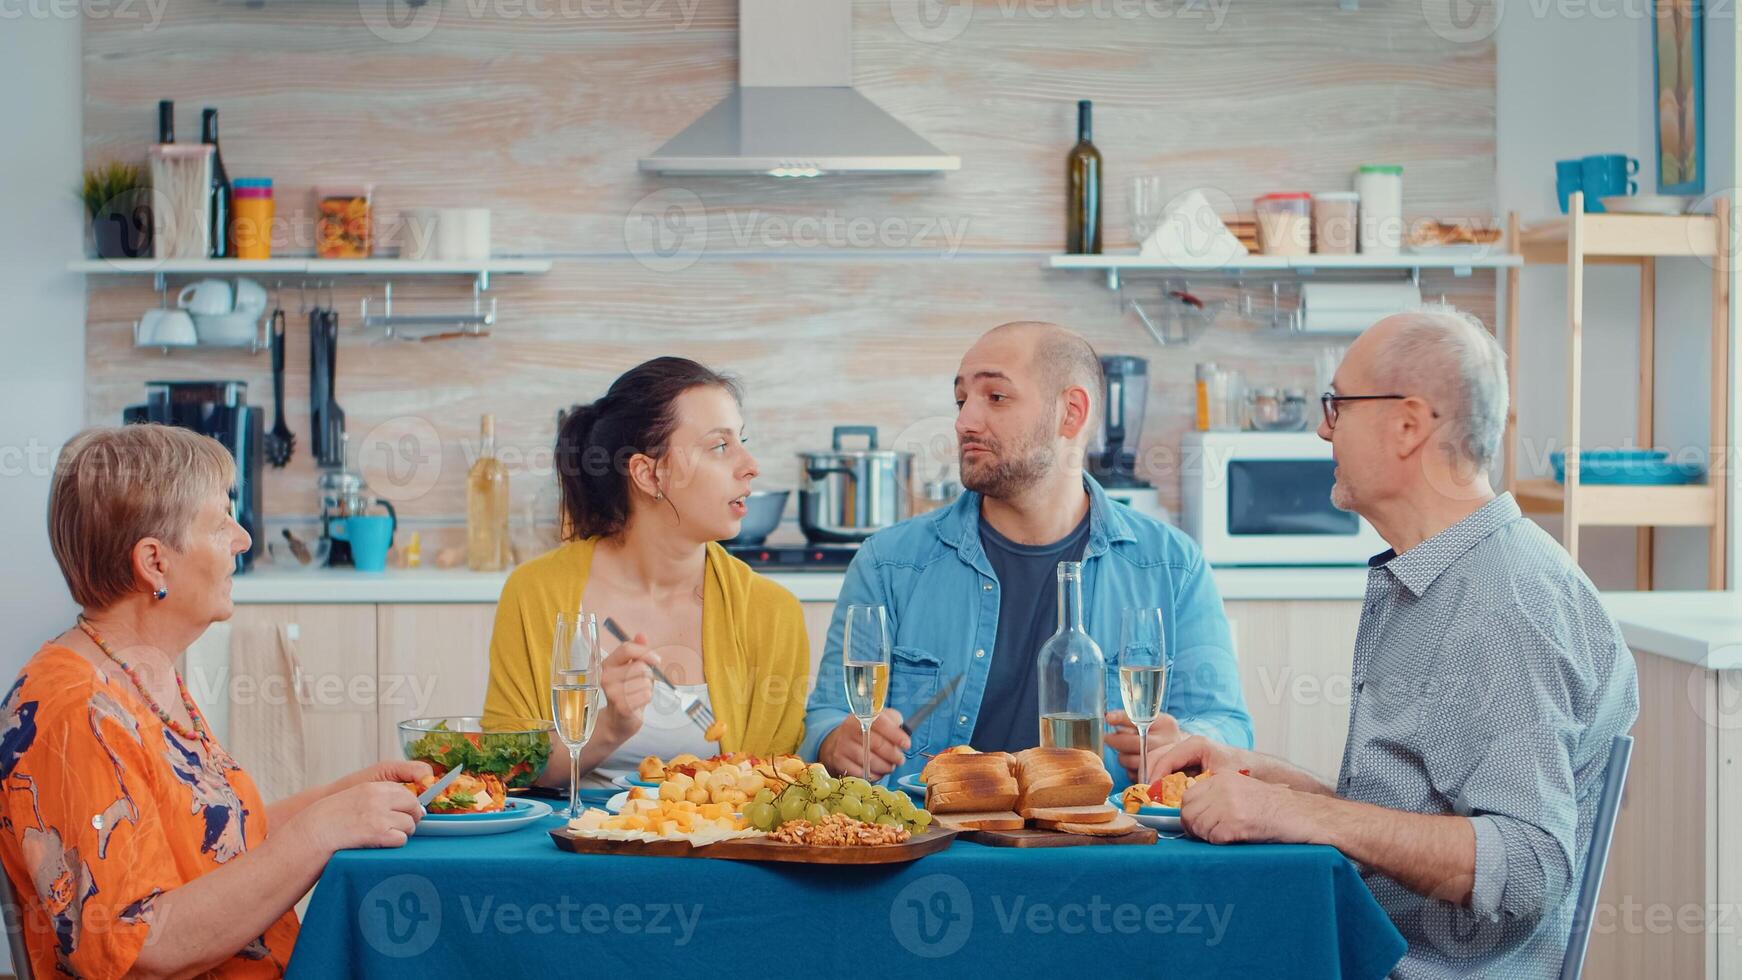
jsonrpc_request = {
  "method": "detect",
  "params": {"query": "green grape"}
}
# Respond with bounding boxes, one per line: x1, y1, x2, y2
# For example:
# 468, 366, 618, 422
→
913, 810, 932, 830
876, 815, 901, 827
893, 800, 915, 821
809, 775, 836, 798
753, 789, 774, 806
842, 776, 872, 795
804, 802, 828, 823
862, 798, 885, 822
778, 794, 807, 822
807, 763, 830, 785
836, 796, 863, 820
745, 802, 776, 830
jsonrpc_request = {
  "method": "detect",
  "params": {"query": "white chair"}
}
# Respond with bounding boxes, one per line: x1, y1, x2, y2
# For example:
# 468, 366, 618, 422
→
0, 865, 31, 980
1559, 734, 1634, 980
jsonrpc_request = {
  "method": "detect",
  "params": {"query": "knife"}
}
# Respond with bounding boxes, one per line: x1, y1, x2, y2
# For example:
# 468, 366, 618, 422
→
902, 674, 963, 737
417, 764, 465, 807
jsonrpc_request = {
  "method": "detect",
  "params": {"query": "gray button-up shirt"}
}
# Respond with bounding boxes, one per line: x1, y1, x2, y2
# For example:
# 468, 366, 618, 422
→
1337, 493, 1638, 978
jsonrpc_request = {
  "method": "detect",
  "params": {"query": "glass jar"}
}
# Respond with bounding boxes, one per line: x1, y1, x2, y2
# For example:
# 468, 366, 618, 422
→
314, 183, 374, 259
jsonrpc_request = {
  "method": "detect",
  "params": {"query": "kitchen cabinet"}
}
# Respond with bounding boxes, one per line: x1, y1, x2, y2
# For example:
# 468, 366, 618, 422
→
374, 603, 498, 761
1224, 600, 1360, 784
222, 604, 379, 799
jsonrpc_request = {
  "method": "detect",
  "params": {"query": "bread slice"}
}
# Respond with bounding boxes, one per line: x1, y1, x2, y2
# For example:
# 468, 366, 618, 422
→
1016, 784, 1111, 809
1033, 812, 1139, 837
921, 752, 1015, 784
934, 810, 1025, 832
927, 788, 1020, 813
1018, 803, 1117, 824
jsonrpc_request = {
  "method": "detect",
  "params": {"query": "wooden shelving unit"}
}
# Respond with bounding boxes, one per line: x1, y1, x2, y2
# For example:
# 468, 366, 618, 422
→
1505, 193, 1731, 588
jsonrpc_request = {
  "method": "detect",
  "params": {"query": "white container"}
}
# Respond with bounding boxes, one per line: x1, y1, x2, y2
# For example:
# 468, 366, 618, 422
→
1254, 193, 1312, 256
459, 208, 492, 260
1355, 165, 1403, 255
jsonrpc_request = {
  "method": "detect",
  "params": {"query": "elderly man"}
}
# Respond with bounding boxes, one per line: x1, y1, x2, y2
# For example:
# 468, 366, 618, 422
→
801, 321, 1252, 785
1155, 307, 1638, 977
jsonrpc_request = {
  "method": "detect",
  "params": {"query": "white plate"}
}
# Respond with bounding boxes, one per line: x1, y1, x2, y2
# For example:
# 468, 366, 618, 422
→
1601, 195, 1693, 215
606, 790, 629, 814
415, 797, 552, 837
1109, 795, 1183, 833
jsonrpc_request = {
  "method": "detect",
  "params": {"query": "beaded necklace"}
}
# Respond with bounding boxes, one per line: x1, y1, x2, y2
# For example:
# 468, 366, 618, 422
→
76, 616, 207, 741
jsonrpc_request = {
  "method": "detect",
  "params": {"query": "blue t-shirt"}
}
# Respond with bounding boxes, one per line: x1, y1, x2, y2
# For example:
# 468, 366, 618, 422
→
968, 511, 1091, 753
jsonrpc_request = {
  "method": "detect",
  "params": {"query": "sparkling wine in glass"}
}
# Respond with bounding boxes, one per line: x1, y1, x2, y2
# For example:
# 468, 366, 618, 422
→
551, 611, 604, 819
1119, 607, 1169, 785
842, 604, 892, 781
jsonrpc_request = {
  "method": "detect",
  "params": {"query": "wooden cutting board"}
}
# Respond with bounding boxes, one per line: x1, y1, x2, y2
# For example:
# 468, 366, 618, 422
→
955, 826, 1158, 847
548, 826, 958, 865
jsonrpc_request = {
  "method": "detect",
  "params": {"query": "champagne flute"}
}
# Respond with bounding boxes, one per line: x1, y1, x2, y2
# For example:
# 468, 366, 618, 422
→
1119, 607, 1169, 786
551, 611, 604, 819
841, 604, 892, 781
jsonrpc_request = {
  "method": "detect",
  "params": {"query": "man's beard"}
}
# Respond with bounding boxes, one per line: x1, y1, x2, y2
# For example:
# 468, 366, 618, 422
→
960, 413, 1057, 500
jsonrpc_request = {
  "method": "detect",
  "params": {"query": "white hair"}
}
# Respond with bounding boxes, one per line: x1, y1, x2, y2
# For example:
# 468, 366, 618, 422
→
1371, 304, 1509, 471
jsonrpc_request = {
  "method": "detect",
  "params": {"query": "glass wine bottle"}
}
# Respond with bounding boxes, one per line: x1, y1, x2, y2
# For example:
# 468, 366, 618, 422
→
1065, 99, 1102, 254
1036, 560, 1106, 758
201, 108, 232, 258
467, 414, 511, 571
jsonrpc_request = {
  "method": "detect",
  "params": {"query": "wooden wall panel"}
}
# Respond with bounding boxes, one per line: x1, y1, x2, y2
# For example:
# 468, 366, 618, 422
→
82, 0, 1497, 526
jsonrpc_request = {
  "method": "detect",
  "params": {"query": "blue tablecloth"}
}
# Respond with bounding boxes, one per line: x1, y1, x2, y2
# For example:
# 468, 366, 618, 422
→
287, 807, 1405, 979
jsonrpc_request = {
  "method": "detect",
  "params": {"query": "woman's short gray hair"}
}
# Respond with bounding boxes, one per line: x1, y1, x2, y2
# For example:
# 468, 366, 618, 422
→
1372, 305, 1509, 471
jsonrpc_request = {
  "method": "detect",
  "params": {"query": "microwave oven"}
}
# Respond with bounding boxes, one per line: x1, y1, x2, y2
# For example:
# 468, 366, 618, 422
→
1180, 431, 1388, 566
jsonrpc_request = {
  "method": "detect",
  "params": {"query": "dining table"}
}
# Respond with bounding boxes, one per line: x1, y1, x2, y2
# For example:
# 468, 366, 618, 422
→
285, 789, 1407, 978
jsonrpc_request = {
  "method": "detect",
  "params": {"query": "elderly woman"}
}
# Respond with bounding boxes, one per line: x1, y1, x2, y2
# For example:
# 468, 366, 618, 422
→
0, 425, 428, 978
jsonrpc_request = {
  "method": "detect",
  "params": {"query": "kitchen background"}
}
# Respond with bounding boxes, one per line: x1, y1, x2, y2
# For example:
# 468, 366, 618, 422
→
79, 0, 1499, 543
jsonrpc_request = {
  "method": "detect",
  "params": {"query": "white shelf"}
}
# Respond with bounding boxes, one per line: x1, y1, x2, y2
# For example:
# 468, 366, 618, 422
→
1049, 252, 1520, 275
68, 258, 553, 276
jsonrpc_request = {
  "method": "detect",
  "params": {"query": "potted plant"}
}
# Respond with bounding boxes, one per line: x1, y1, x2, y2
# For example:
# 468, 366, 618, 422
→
81, 161, 153, 259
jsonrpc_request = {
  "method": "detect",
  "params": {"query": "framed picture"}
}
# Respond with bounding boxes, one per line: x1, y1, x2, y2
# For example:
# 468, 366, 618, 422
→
1654, 0, 1705, 195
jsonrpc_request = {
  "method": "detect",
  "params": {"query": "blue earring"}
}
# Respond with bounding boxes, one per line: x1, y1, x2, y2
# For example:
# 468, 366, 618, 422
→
153, 588, 168, 601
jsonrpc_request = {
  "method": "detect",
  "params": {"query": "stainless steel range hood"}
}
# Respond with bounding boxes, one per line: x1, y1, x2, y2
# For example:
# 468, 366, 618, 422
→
638, 0, 960, 177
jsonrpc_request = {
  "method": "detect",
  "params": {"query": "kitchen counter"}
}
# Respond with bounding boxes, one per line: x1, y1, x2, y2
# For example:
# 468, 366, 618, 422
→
1599, 591, 1742, 669
229, 564, 1373, 605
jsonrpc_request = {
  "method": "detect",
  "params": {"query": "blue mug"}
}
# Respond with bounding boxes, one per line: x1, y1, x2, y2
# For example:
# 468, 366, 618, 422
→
332, 512, 396, 572
1579, 154, 1639, 212
1555, 159, 1583, 214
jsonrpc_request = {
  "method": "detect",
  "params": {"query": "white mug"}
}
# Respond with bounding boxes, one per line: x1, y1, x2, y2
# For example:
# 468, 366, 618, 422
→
434, 209, 467, 260
139, 308, 198, 346
177, 279, 233, 316
459, 209, 491, 260
232, 277, 267, 316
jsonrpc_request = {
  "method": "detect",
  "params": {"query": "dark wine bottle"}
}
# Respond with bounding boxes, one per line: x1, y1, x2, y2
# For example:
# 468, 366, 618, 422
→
158, 100, 174, 143
1065, 99, 1102, 255
202, 108, 232, 258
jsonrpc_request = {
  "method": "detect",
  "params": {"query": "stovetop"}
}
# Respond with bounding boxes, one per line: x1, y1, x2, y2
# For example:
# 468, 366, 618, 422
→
725, 543, 859, 571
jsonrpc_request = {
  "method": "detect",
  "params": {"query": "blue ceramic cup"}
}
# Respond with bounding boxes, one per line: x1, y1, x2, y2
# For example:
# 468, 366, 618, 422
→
1579, 155, 1639, 212
332, 514, 395, 572
1555, 159, 1583, 214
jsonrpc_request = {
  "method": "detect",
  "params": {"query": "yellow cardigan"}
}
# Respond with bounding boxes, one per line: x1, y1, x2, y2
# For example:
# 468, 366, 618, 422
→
483, 538, 809, 756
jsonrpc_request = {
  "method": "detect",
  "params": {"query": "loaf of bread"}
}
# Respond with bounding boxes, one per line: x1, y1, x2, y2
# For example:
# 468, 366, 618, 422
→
923, 751, 1019, 814
1013, 747, 1113, 811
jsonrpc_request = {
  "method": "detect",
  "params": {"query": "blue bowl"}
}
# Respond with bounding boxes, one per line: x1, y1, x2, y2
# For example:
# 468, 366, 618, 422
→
1549, 450, 1704, 486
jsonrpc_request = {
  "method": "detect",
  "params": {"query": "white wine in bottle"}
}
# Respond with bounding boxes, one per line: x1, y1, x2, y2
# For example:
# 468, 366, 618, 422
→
466, 414, 510, 571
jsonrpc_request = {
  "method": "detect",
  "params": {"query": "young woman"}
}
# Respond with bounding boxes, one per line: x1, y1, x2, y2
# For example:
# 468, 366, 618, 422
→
483, 357, 809, 788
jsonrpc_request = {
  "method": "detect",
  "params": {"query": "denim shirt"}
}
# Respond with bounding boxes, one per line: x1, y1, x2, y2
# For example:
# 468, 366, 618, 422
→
800, 475, 1254, 786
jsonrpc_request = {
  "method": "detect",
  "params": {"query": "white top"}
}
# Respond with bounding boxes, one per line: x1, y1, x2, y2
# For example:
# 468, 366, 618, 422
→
1598, 592, 1742, 670
583, 682, 717, 789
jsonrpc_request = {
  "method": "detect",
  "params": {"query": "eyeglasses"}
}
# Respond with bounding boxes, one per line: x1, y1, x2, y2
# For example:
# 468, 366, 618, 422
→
1320, 392, 1410, 429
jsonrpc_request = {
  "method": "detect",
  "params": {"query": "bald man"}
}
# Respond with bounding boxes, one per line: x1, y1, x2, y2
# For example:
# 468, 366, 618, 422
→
801, 322, 1252, 787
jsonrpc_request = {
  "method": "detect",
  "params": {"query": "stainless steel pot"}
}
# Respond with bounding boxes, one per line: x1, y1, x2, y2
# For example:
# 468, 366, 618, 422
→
797, 425, 914, 543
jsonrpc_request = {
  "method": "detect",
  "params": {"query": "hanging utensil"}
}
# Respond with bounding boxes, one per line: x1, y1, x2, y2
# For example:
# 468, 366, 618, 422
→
308, 304, 331, 464
265, 305, 294, 467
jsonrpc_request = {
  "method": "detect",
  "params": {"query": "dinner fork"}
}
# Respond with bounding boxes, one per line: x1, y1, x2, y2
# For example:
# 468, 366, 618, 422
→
601, 617, 716, 732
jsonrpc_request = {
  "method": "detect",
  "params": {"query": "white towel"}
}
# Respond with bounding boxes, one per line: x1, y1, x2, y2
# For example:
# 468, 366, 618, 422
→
226, 620, 308, 803
1139, 189, 1249, 266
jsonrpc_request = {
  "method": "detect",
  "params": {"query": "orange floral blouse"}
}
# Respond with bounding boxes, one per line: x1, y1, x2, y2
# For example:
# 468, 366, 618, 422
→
0, 645, 299, 978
